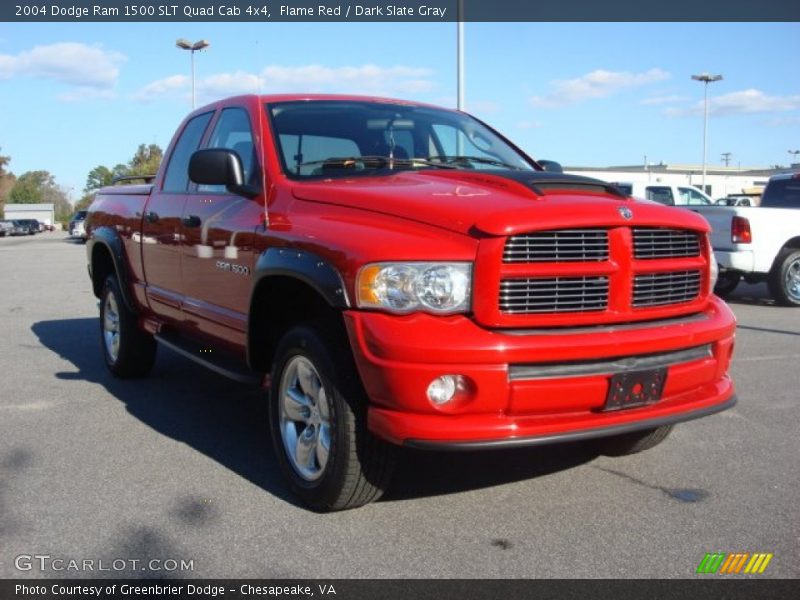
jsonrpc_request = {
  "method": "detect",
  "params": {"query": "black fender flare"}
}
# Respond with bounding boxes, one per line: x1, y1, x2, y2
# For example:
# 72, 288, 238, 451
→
87, 227, 138, 314
250, 247, 350, 310
247, 248, 350, 370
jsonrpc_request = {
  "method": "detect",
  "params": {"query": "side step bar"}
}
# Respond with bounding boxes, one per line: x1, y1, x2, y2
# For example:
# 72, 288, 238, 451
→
155, 331, 263, 386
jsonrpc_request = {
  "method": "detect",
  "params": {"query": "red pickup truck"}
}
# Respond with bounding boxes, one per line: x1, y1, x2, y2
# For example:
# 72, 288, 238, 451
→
86, 94, 736, 511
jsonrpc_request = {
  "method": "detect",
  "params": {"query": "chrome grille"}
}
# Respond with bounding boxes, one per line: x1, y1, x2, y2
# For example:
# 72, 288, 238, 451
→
633, 228, 700, 259
504, 229, 609, 263
499, 276, 609, 314
633, 271, 701, 307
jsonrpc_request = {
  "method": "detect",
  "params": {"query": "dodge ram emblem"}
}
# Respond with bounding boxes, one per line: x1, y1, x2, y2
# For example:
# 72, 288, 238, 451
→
618, 206, 633, 220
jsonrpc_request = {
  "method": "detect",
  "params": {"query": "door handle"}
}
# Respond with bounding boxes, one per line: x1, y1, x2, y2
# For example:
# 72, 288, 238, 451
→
145, 211, 159, 223
182, 214, 202, 228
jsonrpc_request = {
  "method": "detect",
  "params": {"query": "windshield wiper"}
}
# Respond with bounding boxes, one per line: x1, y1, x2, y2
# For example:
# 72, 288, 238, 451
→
426, 155, 524, 170
295, 155, 457, 170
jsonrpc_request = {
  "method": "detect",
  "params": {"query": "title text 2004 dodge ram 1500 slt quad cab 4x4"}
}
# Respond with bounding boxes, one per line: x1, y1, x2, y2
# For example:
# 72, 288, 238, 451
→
85, 95, 736, 511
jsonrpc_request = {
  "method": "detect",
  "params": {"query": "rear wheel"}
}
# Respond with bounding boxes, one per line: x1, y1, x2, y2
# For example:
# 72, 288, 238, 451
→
99, 275, 156, 377
593, 425, 673, 457
768, 249, 800, 307
268, 323, 395, 511
714, 271, 740, 298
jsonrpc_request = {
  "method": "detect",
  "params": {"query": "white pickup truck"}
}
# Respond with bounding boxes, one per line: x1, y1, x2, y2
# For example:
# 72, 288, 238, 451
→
693, 172, 800, 306
612, 182, 714, 206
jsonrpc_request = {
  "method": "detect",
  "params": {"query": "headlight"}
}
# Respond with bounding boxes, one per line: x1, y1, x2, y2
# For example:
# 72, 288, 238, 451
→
357, 262, 472, 314
709, 252, 719, 290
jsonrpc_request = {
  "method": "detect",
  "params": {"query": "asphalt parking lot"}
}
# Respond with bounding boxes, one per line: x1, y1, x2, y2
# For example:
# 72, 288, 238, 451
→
1, 232, 798, 579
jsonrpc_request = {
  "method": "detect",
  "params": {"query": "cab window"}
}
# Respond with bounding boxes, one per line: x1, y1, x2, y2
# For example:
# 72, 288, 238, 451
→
200, 107, 258, 192
162, 112, 213, 193
646, 186, 674, 205
678, 187, 710, 205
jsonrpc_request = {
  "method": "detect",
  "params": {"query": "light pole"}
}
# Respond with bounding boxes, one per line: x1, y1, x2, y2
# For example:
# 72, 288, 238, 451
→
789, 150, 800, 166
691, 73, 722, 194
176, 38, 210, 109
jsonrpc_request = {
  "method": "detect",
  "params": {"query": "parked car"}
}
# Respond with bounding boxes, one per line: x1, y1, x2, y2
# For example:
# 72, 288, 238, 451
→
14, 219, 39, 234
693, 172, 800, 304
85, 94, 736, 511
69, 211, 88, 241
5, 220, 31, 236
612, 182, 713, 206
0, 220, 13, 237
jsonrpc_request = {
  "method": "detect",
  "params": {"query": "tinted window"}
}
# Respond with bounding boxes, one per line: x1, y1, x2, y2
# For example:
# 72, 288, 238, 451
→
201, 108, 257, 192
761, 178, 800, 209
162, 112, 213, 193
268, 100, 534, 179
613, 183, 633, 195
278, 134, 361, 176
646, 186, 674, 205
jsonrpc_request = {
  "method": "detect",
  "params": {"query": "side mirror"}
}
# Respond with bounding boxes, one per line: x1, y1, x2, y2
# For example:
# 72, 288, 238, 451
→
538, 159, 563, 173
189, 148, 259, 197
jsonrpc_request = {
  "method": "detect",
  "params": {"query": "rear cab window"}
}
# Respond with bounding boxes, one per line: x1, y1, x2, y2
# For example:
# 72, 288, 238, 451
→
761, 178, 800, 208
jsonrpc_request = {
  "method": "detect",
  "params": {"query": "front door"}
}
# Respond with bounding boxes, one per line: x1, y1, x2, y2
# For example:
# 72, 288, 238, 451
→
180, 106, 265, 352
142, 110, 214, 324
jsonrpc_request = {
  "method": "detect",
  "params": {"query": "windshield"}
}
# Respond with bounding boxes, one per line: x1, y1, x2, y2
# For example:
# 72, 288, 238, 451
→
267, 100, 536, 178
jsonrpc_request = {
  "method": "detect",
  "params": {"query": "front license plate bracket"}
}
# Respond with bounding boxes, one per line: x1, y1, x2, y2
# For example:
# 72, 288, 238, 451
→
603, 368, 667, 411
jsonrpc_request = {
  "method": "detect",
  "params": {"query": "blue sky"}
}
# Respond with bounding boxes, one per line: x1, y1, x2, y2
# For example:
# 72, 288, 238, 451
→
1, 21, 798, 201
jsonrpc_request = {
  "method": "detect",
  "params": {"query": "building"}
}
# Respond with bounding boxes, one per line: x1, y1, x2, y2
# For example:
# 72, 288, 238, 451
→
4, 203, 56, 226
564, 163, 798, 201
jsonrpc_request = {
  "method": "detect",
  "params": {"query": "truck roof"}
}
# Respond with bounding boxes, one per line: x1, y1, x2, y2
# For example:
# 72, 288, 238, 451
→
190, 93, 455, 114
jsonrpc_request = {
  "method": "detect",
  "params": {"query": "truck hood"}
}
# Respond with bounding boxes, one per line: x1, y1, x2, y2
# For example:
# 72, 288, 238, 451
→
291, 170, 710, 236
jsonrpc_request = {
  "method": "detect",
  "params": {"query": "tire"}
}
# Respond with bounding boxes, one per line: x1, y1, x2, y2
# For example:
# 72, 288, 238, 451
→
268, 323, 395, 511
714, 271, 740, 298
768, 249, 800, 307
593, 425, 673, 457
99, 274, 156, 378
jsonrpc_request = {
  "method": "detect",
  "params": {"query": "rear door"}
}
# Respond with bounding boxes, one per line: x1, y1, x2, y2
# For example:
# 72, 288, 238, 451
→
142, 110, 214, 323
180, 105, 266, 351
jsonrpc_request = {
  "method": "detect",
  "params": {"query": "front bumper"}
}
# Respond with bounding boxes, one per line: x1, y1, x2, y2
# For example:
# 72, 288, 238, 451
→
344, 296, 736, 446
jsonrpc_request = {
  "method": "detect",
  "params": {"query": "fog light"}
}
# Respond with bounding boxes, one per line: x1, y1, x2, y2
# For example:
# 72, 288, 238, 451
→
427, 375, 465, 406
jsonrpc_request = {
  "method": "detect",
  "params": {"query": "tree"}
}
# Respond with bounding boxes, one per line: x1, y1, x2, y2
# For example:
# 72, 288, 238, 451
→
128, 143, 162, 177
84, 165, 114, 193
8, 170, 57, 204
74, 193, 95, 211
6, 169, 72, 225
0, 149, 14, 219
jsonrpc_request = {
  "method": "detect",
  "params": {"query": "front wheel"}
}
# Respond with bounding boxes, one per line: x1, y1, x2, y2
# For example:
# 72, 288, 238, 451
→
99, 275, 156, 377
768, 249, 800, 307
592, 425, 673, 457
268, 323, 395, 511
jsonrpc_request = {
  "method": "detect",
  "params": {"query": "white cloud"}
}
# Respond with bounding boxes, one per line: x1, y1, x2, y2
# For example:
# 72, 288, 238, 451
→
641, 94, 687, 105
133, 64, 437, 104
530, 68, 670, 108
0, 42, 125, 94
665, 89, 800, 117
131, 75, 190, 102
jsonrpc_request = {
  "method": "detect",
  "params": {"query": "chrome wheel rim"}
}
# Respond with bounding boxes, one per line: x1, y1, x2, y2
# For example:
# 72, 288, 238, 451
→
786, 258, 800, 302
278, 356, 331, 482
103, 293, 120, 363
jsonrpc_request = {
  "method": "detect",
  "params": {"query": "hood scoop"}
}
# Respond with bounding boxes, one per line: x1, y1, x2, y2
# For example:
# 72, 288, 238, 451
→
487, 170, 629, 198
